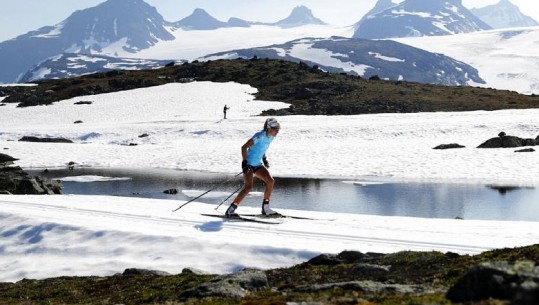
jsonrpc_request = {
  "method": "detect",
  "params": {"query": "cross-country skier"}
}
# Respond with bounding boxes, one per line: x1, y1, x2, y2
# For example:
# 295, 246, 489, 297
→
226, 117, 281, 216
223, 104, 230, 119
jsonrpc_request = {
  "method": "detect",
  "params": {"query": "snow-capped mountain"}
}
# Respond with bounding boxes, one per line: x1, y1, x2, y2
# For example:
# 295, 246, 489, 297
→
18, 53, 176, 82
354, 0, 397, 31
0, 0, 173, 83
394, 26, 539, 94
203, 37, 484, 86
272, 6, 326, 28
354, 0, 492, 39
470, 0, 538, 29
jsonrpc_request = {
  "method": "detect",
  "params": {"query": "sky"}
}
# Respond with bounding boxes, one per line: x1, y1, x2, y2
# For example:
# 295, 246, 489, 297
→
1, 81, 539, 282
0, 0, 538, 42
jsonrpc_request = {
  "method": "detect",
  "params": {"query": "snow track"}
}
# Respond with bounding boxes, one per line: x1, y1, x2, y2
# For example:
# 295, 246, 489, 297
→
4, 194, 537, 282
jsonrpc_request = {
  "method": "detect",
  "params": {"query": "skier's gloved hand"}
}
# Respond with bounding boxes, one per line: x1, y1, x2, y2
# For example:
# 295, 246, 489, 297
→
262, 155, 269, 168
242, 160, 251, 173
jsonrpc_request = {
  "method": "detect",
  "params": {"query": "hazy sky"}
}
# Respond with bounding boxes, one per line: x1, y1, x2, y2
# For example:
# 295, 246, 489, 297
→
0, 0, 537, 42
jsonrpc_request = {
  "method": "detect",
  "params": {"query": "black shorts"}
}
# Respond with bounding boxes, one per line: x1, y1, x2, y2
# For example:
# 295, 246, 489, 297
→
251, 165, 264, 173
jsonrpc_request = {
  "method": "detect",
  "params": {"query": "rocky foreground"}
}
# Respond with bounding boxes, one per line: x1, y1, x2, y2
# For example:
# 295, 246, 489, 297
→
0, 245, 538, 304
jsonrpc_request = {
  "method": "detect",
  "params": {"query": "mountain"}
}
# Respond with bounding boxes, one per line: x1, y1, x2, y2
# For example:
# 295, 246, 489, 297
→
354, 0, 397, 32
470, 0, 539, 29
172, 8, 229, 30
394, 27, 539, 94
0, 0, 173, 83
203, 37, 484, 86
353, 0, 492, 39
273, 6, 326, 28
18, 53, 176, 82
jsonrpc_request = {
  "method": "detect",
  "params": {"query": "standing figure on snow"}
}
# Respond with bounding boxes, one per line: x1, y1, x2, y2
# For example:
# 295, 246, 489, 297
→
223, 104, 230, 119
226, 118, 281, 217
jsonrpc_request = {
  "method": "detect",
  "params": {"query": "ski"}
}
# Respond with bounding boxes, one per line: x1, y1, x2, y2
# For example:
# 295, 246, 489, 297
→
201, 213, 283, 224
240, 213, 326, 220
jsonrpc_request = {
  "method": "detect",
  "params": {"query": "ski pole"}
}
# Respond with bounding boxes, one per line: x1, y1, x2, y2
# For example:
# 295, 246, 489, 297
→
215, 184, 243, 210
172, 172, 242, 212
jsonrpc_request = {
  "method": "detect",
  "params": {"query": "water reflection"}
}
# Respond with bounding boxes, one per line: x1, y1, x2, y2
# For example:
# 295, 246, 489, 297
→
28, 168, 538, 222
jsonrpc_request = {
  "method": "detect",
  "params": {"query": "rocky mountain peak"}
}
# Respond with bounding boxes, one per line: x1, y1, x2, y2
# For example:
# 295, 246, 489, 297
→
274, 5, 325, 28
470, 0, 539, 28
353, 0, 491, 39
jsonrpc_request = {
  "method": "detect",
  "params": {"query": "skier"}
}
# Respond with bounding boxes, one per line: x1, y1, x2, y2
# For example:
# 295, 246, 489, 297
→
226, 117, 281, 216
223, 104, 230, 119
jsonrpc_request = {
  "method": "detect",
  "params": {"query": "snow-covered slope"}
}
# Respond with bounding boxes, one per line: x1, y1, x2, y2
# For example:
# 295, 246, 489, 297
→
1, 81, 539, 282
19, 53, 176, 82
394, 26, 539, 94
204, 36, 484, 86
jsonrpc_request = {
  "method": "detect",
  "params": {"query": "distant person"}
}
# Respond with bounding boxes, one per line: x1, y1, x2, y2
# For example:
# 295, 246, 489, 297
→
223, 104, 230, 119
226, 118, 281, 217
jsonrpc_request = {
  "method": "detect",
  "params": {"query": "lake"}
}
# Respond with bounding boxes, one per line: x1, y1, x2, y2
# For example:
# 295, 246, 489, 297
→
29, 168, 539, 222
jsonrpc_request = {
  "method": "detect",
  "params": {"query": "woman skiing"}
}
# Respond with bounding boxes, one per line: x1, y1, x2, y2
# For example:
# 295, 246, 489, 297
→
226, 118, 281, 217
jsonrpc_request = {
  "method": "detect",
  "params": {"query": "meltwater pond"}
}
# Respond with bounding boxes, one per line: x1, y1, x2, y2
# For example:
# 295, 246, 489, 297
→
30, 168, 539, 222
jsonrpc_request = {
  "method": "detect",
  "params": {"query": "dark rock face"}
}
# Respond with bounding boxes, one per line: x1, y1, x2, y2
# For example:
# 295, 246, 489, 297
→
477, 132, 538, 148
0, 154, 62, 195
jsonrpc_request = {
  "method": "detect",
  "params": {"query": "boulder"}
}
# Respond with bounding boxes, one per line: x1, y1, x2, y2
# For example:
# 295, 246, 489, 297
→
19, 136, 73, 143
433, 143, 465, 149
180, 268, 268, 299
478, 132, 537, 148
446, 261, 539, 303
0, 153, 62, 194
122, 268, 170, 276
0, 153, 18, 163
515, 148, 535, 153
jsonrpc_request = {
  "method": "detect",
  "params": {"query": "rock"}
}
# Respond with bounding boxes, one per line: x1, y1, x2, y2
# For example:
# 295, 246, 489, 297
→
122, 268, 170, 276
515, 148, 535, 153
138, 133, 149, 138
0, 153, 18, 163
1, 154, 63, 195
74, 101, 93, 105
433, 143, 465, 149
446, 261, 539, 303
292, 280, 424, 295
478, 133, 537, 148
163, 188, 178, 194
181, 268, 208, 275
19, 136, 73, 143
336, 250, 366, 263
307, 253, 342, 265
180, 268, 268, 299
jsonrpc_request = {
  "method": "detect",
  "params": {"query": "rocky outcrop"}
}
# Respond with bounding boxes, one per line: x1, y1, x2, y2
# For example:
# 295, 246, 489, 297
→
180, 268, 268, 299
478, 131, 538, 148
447, 260, 539, 304
0, 153, 62, 195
